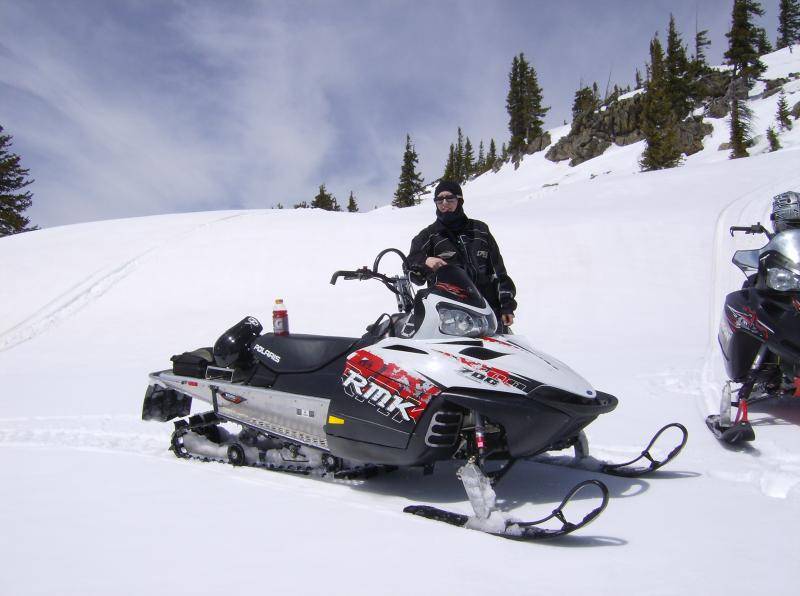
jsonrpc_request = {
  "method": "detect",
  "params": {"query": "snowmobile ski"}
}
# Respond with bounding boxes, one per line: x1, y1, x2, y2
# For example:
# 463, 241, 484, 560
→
404, 477, 609, 540
534, 423, 689, 478
705, 415, 755, 444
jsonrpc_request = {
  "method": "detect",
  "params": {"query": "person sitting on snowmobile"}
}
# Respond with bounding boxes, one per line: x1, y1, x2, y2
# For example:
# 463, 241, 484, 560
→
407, 180, 517, 329
742, 190, 800, 288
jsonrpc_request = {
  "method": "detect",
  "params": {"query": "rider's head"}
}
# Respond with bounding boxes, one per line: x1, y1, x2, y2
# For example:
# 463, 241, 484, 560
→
433, 180, 463, 214
771, 191, 800, 233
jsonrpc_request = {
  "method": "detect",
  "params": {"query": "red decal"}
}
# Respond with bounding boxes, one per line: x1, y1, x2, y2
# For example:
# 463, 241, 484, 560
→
342, 350, 440, 423
435, 282, 469, 300
435, 350, 529, 392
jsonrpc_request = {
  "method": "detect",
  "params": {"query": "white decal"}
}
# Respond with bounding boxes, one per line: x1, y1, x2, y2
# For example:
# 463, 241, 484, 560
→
341, 369, 414, 422
254, 344, 281, 363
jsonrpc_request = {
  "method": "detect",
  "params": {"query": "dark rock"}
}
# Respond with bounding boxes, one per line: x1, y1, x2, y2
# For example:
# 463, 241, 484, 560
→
762, 86, 783, 99
524, 132, 552, 154
677, 117, 713, 155
792, 100, 800, 120
718, 142, 731, 151
570, 138, 612, 166
706, 97, 729, 118
696, 70, 732, 99
764, 77, 789, 91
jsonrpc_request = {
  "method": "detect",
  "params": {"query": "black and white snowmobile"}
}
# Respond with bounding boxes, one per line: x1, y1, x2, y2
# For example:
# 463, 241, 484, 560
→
143, 248, 686, 539
708, 191, 800, 444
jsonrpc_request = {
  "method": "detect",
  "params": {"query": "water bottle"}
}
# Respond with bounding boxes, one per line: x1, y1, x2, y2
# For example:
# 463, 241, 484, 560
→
273, 299, 289, 336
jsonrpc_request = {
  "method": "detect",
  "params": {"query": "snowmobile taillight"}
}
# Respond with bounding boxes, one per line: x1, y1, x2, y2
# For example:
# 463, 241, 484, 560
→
793, 377, 800, 397
187, 381, 198, 387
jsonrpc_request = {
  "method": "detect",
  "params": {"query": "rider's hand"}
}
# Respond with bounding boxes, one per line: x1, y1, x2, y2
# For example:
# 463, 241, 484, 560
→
502, 313, 514, 326
425, 257, 447, 271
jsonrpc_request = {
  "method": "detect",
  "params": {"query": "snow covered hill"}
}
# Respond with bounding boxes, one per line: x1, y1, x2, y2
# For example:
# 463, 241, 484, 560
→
2, 47, 800, 596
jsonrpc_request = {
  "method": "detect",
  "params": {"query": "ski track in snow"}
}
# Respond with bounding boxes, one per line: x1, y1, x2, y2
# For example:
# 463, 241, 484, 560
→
0, 213, 245, 353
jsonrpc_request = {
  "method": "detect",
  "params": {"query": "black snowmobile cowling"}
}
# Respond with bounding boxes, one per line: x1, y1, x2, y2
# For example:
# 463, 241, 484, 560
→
144, 249, 686, 540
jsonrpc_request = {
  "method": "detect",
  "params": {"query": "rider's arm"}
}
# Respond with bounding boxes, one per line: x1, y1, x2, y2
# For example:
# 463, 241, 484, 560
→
488, 230, 517, 315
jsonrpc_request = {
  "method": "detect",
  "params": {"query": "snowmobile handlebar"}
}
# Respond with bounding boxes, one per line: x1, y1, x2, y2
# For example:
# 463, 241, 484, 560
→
330, 267, 404, 295
729, 223, 773, 239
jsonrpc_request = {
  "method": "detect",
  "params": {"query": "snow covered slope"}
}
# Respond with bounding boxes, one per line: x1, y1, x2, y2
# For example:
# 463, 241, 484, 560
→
2, 47, 800, 596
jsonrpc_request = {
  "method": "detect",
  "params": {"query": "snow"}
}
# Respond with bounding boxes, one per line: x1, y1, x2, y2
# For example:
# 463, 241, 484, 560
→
3, 48, 800, 595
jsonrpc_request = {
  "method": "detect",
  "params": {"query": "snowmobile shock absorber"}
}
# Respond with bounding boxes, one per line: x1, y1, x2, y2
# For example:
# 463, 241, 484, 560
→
474, 412, 487, 462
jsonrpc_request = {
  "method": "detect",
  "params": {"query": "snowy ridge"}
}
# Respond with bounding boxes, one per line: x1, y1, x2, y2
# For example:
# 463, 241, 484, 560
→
2, 47, 800, 596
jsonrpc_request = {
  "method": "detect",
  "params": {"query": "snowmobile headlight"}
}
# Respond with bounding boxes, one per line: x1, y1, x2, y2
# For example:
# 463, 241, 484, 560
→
436, 304, 496, 338
766, 266, 800, 291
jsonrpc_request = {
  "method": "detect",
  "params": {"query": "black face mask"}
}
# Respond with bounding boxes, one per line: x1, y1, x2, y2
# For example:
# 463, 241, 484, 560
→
436, 203, 468, 231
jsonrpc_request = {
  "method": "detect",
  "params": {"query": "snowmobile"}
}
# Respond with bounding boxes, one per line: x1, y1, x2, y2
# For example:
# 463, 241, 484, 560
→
708, 191, 800, 444
143, 248, 687, 539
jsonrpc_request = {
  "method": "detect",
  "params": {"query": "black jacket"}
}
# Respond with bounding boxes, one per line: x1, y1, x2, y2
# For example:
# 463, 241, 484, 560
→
408, 218, 517, 315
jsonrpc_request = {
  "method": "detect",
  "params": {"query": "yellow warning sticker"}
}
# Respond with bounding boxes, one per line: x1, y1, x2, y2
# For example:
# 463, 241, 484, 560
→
328, 415, 345, 425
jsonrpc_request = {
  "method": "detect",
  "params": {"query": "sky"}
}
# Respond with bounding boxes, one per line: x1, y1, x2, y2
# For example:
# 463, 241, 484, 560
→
0, 0, 784, 228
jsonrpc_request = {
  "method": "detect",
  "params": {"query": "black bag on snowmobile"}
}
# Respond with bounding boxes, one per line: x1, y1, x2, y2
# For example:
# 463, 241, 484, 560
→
170, 348, 214, 378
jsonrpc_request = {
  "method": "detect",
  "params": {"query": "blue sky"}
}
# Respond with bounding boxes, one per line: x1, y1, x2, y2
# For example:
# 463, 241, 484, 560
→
0, 0, 782, 227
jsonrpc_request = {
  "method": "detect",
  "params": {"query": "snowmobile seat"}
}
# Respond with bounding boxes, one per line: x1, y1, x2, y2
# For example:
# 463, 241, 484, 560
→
252, 333, 360, 373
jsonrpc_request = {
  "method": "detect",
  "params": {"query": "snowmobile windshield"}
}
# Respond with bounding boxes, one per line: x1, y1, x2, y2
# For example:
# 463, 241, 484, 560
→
427, 266, 497, 338
762, 229, 800, 270
429, 266, 487, 309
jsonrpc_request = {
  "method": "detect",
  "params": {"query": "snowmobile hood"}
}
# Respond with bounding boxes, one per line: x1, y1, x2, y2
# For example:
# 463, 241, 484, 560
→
363, 334, 597, 400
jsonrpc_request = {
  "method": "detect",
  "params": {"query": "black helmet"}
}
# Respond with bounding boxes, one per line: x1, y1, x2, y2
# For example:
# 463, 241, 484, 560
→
770, 191, 800, 233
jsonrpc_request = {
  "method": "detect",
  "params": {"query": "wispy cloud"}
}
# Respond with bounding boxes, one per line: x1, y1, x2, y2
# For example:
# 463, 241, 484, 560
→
0, 0, 780, 227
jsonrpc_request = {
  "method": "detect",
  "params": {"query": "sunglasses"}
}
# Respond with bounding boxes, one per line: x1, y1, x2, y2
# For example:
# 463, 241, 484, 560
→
434, 195, 460, 204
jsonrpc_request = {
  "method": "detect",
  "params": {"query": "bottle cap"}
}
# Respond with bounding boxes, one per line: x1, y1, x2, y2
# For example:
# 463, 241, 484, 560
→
275, 298, 284, 304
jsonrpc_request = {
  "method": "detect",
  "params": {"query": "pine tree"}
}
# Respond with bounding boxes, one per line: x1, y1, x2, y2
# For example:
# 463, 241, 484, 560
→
500, 142, 508, 162
311, 184, 336, 210
725, 0, 767, 82
729, 92, 754, 158
777, 90, 793, 130
640, 35, 683, 171
392, 134, 425, 208
506, 53, 549, 156
487, 139, 498, 170
694, 28, 711, 68
572, 85, 597, 122
476, 140, 485, 172
777, 0, 800, 48
521, 59, 548, 143
347, 191, 359, 212
506, 55, 524, 155
755, 26, 773, 53
635, 68, 644, 89
0, 126, 36, 237
463, 137, 475, 179
294, 201, 309, 209
455, 127, 465, 183
665, 15, 692, 117
442, 144, 456, 180
767, 126, 782, 151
